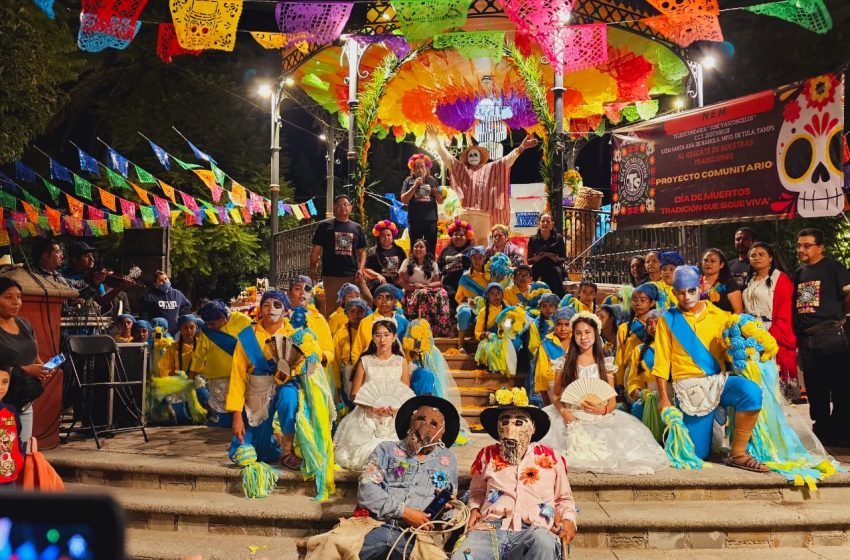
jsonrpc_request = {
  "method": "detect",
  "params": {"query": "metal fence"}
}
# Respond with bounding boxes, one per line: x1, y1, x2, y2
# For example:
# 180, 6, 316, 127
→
272, 222, 320, 288
561, 208, 706, 284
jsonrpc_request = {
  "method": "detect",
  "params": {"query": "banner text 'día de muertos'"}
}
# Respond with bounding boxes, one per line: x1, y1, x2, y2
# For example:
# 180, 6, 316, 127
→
611, 73, 845, 229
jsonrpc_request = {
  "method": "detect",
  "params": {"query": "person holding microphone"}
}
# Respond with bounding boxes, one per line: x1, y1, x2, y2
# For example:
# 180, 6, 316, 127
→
400, 153, 444, 255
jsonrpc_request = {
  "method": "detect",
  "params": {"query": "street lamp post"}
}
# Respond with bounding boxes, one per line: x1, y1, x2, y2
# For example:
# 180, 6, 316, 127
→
269, 87, 282, 286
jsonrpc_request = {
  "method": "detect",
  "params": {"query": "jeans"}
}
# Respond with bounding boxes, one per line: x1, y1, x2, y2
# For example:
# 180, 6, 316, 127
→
450, 524, 562, 560
360, 523, 411, 560
799, 339, 850, 444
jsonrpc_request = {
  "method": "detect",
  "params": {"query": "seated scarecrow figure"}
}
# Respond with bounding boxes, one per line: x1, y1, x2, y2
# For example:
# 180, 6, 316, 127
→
301, 395, 460, 560
453, 403, 577, 560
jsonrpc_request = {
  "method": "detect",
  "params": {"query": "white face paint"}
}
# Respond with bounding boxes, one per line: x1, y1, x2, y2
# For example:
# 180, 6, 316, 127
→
262, 299, 286, 323
466, 149, 481, 166
675, 287, 701, 311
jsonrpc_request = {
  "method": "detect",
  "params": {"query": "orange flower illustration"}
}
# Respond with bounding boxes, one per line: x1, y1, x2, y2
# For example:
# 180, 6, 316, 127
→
536, 455, 556, 470
520, 467, 540, 485
803, 74, 839, 110
492, 453, 511, 471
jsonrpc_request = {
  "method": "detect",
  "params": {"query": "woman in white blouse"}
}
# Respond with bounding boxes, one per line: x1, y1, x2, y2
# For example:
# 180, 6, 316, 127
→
399, 238, 452, 336
742, 242, 798, 392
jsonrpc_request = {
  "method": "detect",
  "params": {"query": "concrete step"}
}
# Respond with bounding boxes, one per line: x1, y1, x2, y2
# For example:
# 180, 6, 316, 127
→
452, 369, 527, 390
445, 354, 479, 369
72, 484, 850, 550
126, 528, 850, 560
127, 529, 300, 560
434, 337, 475, 352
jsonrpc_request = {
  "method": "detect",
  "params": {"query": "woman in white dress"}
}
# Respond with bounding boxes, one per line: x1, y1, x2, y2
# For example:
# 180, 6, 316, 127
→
540, 311, 668, 475
333, 318, 412, 470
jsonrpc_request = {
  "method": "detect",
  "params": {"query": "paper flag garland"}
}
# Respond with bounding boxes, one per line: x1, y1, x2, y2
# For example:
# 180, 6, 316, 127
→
99, 188, 117, 212
120, 197, 137, 218
88, 206, 106, 220
153, 195, 170, 220
78, 14, 142, 52
106, 147, 130, 177
135, 164, 157, 184
158, 180, 177, 203
78, 148, 101, 176
21, 201, 39, 225
169, 0, 244, 52
174, 156, 201, 170
148, 140, 171, 170
66, 194, 85, 219
132, 183, 151, 205
186, 139, 216, 164
391, 0, 473, 43
105, 166, 131, 189
50, 159, 73, 183
434, 32, 505, 63
306, 198, 318, 216
45, 207, 61, 235
74, 175, 93, 200
744, 0, 832, 34
180, 192, 199, 211
211, 162, 225, 186
108, 212, 124, 233
33, 0, 55, 19
14, 161, 36, 184
42, 179, 61, 204
140, 205, 156, 227
230, 182, 247, 206
275, 2, 353, 46
156, 23, 203, 64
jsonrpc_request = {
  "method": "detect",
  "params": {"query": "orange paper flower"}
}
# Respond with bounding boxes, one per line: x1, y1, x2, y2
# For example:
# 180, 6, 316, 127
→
520, 467, 540, 485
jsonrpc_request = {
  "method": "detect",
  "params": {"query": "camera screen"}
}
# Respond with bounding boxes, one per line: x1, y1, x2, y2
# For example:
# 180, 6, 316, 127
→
1, 517, 94, 560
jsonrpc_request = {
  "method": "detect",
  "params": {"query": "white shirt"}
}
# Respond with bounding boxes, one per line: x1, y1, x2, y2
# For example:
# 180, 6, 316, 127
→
742, 269, 780, 323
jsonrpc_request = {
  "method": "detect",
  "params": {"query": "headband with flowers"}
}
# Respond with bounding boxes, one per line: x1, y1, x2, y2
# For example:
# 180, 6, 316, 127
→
446, 219, 475, 241
372, 219, 400, 238
407, 153, 433, 170
570, 310, 602, 332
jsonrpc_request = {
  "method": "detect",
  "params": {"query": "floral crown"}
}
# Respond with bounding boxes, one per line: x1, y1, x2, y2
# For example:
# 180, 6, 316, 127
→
570, 310, 602, 332
407, 153, 433, 170
446, 219, 475, 241
372, 219, 399, 238
489, 387, 529, 407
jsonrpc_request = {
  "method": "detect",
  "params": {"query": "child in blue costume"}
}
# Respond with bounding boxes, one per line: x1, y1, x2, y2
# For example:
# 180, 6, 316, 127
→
455, 246, 489, 352
626, 308, 664, 441
525, 293, 561, 405
474, 283, 528, 376
226, 291, 295, 466
652, 266, 767, 471
655, 251, 684, 310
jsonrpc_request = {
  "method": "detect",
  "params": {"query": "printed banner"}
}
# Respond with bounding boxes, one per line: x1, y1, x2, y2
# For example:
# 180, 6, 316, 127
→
611, 73, 845, 229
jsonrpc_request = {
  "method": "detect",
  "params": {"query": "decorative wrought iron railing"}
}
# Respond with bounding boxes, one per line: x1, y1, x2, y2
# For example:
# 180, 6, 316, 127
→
272, 222, 321, 288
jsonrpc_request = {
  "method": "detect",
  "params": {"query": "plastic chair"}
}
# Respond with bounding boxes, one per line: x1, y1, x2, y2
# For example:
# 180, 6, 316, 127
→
63, 335, 149, 449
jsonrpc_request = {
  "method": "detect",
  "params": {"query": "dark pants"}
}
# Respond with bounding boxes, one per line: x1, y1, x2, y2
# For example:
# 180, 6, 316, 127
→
800, 337, 850, 445
409, 220, 438, 255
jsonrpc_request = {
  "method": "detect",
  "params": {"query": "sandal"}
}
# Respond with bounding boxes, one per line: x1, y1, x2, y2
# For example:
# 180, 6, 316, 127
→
281, 453, 302, 471
724, 454, 769, 473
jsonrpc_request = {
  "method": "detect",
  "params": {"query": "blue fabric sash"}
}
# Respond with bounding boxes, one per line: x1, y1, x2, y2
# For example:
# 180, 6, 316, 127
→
665, 308, 721, 376
458, 273, 486, 298
630, 319, 647, 342
237, 327, 276, 376
541, 335, 566, 360
641, 346, 655, 372
202, 326, 239, 355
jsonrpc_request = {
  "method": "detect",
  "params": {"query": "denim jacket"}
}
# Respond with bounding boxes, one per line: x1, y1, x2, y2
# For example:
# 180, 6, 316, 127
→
357, 440, 458, 521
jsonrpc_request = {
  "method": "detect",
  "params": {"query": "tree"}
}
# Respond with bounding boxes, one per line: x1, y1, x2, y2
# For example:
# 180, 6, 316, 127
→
0, 3, 82, 163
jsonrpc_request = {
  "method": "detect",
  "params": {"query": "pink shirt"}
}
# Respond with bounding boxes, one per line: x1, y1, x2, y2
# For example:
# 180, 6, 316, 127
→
468, 443, 577, 531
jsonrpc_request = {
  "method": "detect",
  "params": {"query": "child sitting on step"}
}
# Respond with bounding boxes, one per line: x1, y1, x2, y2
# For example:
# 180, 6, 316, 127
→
455, 246, 489, 353
474, 283, 528, 377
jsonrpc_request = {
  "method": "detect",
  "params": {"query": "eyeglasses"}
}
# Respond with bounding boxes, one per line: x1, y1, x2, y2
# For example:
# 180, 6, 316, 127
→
796, 243, 819, 249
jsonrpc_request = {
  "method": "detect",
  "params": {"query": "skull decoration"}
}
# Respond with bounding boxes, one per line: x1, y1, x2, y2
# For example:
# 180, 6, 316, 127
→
776, 74, 845, 218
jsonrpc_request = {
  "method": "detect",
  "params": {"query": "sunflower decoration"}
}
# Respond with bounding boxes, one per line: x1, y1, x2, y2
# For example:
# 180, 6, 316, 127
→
803, 73, 840, 110
564, 169, 583, 196
488, 386, 530, 406
402, 319, 434, 358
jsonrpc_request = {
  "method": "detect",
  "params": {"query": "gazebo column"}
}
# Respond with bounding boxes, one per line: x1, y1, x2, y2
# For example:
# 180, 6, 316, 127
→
551, 70, 565, 231
343, 38, 369, 189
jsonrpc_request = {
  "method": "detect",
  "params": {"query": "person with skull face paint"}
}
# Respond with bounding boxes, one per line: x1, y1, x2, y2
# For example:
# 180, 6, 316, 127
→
225, 291, 298, 467
356, 395, 459, 560
426, 124, 539, 228
459, 404, 575, 560
652, 266, 768, 471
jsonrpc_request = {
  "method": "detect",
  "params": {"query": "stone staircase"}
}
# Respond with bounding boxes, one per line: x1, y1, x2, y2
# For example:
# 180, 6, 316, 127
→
47, 425, 850, 560
436, 337, 527, 430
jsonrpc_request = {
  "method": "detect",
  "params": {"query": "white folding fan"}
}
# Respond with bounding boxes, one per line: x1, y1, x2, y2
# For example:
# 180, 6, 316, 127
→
354, 380, 416, 409
561, 378, 617, 423
560, 377, 617, 407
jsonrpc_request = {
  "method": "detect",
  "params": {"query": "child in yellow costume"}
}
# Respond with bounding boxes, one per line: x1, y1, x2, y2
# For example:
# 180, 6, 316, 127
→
614, 283, 658, 389
533, 307, 575, 402
331, 298, 370, 408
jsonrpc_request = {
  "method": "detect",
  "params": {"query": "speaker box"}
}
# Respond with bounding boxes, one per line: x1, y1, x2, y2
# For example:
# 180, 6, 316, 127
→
71, 343, 148, 429
121, 228, 170, 285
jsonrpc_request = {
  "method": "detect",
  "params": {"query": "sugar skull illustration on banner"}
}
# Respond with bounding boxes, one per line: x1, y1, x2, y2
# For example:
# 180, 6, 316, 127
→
774, 74, 845, 218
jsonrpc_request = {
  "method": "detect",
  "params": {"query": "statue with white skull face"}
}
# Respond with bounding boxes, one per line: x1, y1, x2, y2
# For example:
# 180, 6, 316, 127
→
775, 73, 845, 218
425, 124, 539, 228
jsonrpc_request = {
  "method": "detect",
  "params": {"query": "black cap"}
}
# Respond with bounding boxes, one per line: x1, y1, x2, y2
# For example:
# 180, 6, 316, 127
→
68, 241, 97, 259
